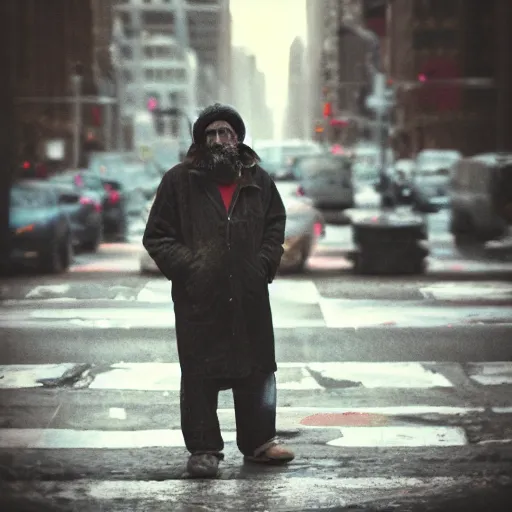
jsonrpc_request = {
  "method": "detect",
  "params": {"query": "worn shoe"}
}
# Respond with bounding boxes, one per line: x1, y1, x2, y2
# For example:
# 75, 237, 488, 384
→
186, 453, 220, 478
244, 444, 295, 465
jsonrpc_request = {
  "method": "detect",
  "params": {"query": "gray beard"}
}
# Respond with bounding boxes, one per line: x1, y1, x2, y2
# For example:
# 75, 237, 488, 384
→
208, 144, 242, 185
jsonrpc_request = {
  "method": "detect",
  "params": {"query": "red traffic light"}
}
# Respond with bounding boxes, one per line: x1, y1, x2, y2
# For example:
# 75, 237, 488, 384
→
22, 161, 31, 169
323, 102, 332, 118
147, 97, 158, 111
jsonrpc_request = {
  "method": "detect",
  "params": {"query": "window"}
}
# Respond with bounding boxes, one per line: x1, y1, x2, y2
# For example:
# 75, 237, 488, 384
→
145, 69, 155, 80
10, 187, 52, 208
123, 70, 133, 82
143, 12, 174, 26
121, 45, 133, 59
414, 0, 458, 20
413, 29, 456, 51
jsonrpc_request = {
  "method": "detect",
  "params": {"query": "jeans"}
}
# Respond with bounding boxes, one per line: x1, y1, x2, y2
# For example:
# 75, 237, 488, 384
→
180, 370, 277, 457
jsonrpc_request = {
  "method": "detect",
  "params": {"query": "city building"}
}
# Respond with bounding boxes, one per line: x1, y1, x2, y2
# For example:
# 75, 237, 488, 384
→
113, 29, 198, 150
5, 0, 115, 169
283, 37, 307, 140
0, 0, 115, 267
251, 69, 274, 141
387, 0, 512, 157
305, 0, 327, 140
308, 0, 389, 145
231, 47, 273, 142
112, 0, 231, 107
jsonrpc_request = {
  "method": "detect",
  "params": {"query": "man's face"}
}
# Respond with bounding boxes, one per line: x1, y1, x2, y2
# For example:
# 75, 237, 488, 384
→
205, 120, 237, 147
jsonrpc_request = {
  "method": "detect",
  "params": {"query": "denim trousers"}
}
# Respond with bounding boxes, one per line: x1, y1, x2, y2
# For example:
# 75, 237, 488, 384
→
180, 370, 277, 457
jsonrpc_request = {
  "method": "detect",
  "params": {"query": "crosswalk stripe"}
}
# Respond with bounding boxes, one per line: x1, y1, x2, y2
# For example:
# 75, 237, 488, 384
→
5, 361, 512, 390
1, 301, 511, 329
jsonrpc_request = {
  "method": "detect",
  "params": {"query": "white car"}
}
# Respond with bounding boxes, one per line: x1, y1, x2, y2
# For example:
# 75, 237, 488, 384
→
139, 193, 326, 275
139, 198, 159, 274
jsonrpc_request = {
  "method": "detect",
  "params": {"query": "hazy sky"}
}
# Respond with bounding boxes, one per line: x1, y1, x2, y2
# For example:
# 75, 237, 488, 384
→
230, 0, 307, 135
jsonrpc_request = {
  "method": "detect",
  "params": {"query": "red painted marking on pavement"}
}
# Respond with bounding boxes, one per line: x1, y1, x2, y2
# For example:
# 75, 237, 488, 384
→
300, 412, 389, 427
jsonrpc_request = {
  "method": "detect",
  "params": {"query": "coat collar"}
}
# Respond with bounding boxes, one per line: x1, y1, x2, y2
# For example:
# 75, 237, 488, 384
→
186, 143, 261, 189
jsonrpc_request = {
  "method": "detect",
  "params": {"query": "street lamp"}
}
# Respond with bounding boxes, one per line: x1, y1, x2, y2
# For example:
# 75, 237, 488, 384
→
71, 62, 83, 169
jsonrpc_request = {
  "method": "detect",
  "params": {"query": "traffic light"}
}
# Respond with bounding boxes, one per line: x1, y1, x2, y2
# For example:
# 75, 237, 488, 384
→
91, 106, 102, 126
147, 97, 158, 111
323, 102, 332, 118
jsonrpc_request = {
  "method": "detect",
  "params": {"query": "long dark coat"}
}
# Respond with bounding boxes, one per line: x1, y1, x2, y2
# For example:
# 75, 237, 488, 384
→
142, 144, 286, 378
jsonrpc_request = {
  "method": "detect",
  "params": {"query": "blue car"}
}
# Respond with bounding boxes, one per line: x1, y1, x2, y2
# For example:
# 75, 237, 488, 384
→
9, 180, 73, 273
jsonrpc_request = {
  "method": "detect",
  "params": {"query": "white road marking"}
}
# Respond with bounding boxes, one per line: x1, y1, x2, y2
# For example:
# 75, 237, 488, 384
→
318, 297, 512, 328
467, 362, 512, 385
136, 280, 172, 302
307, 362, 453, 388
25, 284, 71, 299
0, 364, 77, 388
108, 408, 127, 420
1, 477, 468, 507
0, 404, 487, 449
493, 407, 512, 413
216, 406, 485, 431
0, 428, 236, 449
1, 362, 456, 390
328, 425, 468, 447
420, 282, 512, 302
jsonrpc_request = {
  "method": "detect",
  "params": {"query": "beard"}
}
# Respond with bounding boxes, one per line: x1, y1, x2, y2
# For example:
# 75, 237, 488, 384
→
206, 143, 242, 185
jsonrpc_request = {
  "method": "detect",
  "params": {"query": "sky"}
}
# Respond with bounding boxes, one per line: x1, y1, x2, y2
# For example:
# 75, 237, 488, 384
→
229, 0, 307, 135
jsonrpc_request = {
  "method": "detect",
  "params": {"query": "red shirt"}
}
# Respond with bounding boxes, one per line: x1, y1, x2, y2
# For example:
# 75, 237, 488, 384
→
217, 183, 237, 211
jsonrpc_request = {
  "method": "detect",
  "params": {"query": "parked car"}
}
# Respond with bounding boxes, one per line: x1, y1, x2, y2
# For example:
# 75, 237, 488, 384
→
450, 153, 512, 255
49, 171, 104, 251
139, 192, 326, 275
412, 149, 462, 211
255, 140, 323, 180
51, 182, 103, 252
294, 154, 354, 223
95, 154, 161, 214
279, 194, 326, 273
9, 180, 73, 273
89, 152, 161, 239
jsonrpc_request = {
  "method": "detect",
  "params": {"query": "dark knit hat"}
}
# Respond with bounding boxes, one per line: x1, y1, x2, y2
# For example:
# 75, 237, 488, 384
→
193, 103, 246, 144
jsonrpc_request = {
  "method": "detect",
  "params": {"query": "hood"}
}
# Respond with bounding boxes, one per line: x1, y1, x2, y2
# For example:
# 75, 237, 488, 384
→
9, 207, 58, 229
184, 142, 261, 172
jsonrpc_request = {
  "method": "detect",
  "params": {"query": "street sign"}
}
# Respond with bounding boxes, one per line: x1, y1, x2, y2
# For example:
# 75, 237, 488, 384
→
366, 94, 391, 112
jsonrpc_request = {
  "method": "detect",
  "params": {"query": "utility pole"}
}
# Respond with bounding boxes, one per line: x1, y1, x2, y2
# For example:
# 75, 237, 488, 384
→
131, 6, 145, 111
496, 0, 512, 153
366, 72, 395, 208
71, 63, 83, 169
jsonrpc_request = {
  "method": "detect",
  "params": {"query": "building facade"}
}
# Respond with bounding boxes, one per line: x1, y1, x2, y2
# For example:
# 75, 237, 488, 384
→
283, 37, 307, 140
113, 0, 231, 108
388, 0, 512, 157
10, 0, 115, 169
231, 47, 273, 142
113, 29, 198, 149
251, 69, 274, 141
305, 0, 327, 139
0, 0, 114, 267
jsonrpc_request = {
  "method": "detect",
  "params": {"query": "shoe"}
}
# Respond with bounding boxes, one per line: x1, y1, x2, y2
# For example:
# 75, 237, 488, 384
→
186, 453, 220, 478
244, 444, 295, 465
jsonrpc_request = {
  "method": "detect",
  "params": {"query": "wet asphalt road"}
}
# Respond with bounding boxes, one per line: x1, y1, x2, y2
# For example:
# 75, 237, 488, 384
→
0, 208, 512, 511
